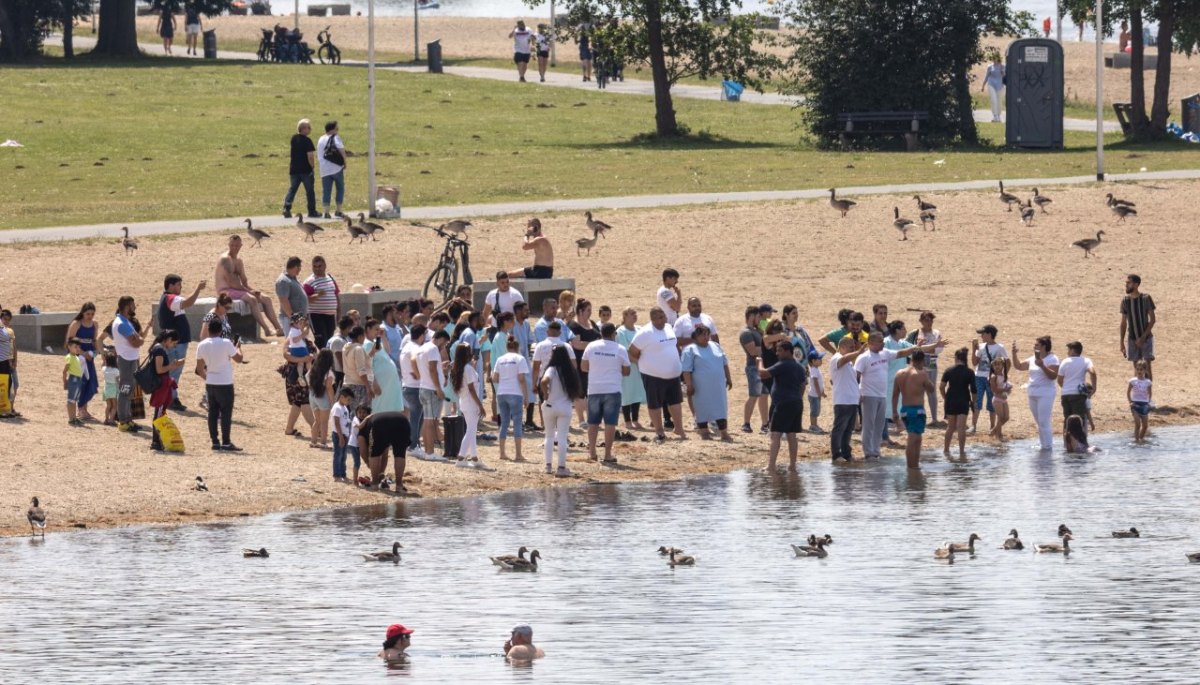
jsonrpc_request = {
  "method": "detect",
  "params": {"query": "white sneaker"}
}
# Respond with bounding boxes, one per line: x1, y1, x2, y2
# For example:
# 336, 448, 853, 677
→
456, 459, 471, 468
410, 447, 427, 459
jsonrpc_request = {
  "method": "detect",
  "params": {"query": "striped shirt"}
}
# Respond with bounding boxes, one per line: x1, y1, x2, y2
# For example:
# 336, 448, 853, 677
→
1121, 293, 1155, 340
304, 273, 340, 315
0, 325, 13, 362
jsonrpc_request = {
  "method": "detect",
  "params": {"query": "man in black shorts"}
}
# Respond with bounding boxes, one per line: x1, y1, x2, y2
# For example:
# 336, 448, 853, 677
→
356, 411, 412, 492
507, 218, 555, 280
628, 306, 686, 443
758, 341, 807, 472
939, 347, 976, 458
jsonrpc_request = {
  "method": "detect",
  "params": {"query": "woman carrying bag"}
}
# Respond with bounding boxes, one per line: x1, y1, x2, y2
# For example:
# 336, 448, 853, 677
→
145, 330, 184, 451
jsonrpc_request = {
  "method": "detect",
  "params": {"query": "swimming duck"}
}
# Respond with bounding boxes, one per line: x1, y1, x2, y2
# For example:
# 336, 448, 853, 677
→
934, 542, 955, 561
1110, 204, 1137, 223
656, 546, 685, 556
1072, 230, 1105, 258
1031, 187, 1052, 212
792, 540, 828, 559
296, 213, 324, 242
585, 211, 612, 236
363, 541, 403, 562
1034, 533, 1073, 554
949, 533, 982, 554
1057, 524, 1073, 536
345, 217, 369, 244
491, 546, 530, 566
357, 213, 386, 240
1112, 527, 1140, 538
27, 496, 46, 537
828, 188, 857, 218
1019, 200, 1036, 227
498, 549, 541, 572
242, 547, 270, 558
194, 476, 208, 492
668, 549, 696, 566
120, 226, 138, 254
1105, 193, 1135, 209
913, 195, 937, 212
893, 207, 915, 240
1002, 529, 1023, 550
245, 218, 271, 247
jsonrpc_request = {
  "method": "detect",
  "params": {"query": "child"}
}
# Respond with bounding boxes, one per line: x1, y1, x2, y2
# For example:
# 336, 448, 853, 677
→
988, 358, 1012, 441
63, 337, 86, 425
1083, 383, 1097, 432
1128, 360, 1152, 442
101, 348, 119, 425
598, 305, 613, 326
286, 313, 313, 379
330, 387, 355, 482
807, 350, 825, 433
349, 403, 369, 485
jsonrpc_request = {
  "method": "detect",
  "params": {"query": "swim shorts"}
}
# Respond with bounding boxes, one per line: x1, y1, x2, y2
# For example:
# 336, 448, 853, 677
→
900, 405, 926, 434
523, 265, 554, 279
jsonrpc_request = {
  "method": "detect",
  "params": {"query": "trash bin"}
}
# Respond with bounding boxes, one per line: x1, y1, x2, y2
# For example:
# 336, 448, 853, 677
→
427, 39, 443, 74
1183, 94, 1200, 134
203, 29, 217, 59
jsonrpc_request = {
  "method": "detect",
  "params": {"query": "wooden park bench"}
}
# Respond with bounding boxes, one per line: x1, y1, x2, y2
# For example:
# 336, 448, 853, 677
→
835, 111, 929, 151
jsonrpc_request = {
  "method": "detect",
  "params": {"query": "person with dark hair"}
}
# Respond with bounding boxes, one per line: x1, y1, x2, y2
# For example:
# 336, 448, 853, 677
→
681, 324, 731, 441
829, 336, 867, 461
892, 350, 935, 469
512, 301, 539, 430
906, 311, 944, 426
356, 411, 412, 491
147, 329, 184, 451
330, 387, 358, 482
506, 217, 554, 279
656, 268, 682, 325
817, 308, 854, 354
417, 330, 450, 458
533, 297, 573, 344
63, 337, 87, 426
304, 256, 339, 350
541, 344, 583, 475
1012, 336, 1059, 451
156, 4, 176, 54
739, 305, 767, 433
327, 315, 353, 390
583, 322, 631, 460
316, 121, 348, 219
758, 340, 806, 471
883, 320, 914, 441
675, 296, 718, 348
112, 295, 150, 433
378, 624, 413, 662
482, 272, 525, 324
1120, 274, 1156, 381
818, 310, 868, 354
855, 331, 939, 459
308, 348, 336, 448
275, 256, 310, 336
158, 274, 206, 412
365, 318, 404, 414
1064, 414, 1099, 454
568, 299, 601, 427
1057, 341, 1097, 437
492, 336, 530, 461
630, 306, 686, 443
400, 324, 428, 457
617, 307, 646, 429
939, 347, 976, 458
452, 342, 486, 465
65, 302, 101, 420
342, 325, 370, 414
970, 324, 1008, 434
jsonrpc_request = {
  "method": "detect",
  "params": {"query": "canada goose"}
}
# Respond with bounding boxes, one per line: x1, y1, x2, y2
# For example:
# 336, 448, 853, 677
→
1031, 188, 1052, 213
120, 227, 138, 254
998, 181, 1020, 211
1105, 193, 1135, 208
893, 207, 915, 240
934, 542, 955, 561
345, 217, 369, 244
1112, 527, 1140, 538
575, 227, 603, 256
27, 496, 46, 537
439, 219, 472, 235
913, 195, 937, 211
585, 211, 612, 235
668, 549, 696, 566
919, 208, 937, 231
1111, 204, 1138, 222
1187, 552, 1200, 562
829, 188, 857, 217
791, 540, 828, 558
194, 476, 208, 492
1058, 524, 1073, 537
656, 546, 685, 556
492, 546, 530, 566
1072, 230, 1105, 258
949, 533, 982, 554
245, 218, 271, 247
498, 549, 541, 572
794, 534, 834, 554
357, 213, 386, 240
362, 541, 403, 562
1020, 201, 1036, 227
296, 213, 324, 242
242, 547, 270, 558
1034, 533, 1072, 554
1002, 529, 1023, 550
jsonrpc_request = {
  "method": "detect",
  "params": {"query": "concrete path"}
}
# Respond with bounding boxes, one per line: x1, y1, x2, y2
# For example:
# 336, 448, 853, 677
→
6, 169, 1196, 245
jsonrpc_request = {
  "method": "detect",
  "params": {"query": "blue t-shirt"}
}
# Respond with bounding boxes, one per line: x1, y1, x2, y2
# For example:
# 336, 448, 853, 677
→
766, 358, 807, 404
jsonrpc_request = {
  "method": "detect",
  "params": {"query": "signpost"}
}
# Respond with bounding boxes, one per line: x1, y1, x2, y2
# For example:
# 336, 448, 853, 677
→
1094, 0, 1104, 180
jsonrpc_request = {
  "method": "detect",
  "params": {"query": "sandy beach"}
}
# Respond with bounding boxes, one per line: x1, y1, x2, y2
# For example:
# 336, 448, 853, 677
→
2, 179, 1197, 536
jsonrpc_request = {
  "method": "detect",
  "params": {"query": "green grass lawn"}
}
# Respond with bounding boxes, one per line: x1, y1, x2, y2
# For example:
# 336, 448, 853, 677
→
3, 57, 1191, 230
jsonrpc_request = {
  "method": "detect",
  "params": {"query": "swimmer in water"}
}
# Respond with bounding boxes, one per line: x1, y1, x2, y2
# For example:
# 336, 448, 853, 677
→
504, 624, 545, 661
378, 624, 413, 662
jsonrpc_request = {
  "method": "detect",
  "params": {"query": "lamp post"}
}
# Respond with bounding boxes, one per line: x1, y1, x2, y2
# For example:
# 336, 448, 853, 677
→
1094, 0, 1104, 180
549, 0, 556, 67
414, 0, 420, 61
368, 0, 378, 215
294, 0, 299, 30
1055, 0, 1062, 43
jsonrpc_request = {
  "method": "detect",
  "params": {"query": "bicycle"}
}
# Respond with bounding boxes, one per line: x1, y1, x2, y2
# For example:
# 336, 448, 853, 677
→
422, 227, 473, 305
317, 26, 341, 65
257, 28, 273, 62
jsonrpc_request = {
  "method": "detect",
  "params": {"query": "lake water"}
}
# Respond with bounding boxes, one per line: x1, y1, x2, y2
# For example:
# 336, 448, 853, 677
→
3, 426, 1199, 683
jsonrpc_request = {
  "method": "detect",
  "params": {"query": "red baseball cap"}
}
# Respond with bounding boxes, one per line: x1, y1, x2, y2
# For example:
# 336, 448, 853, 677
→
386, 624, 414, 640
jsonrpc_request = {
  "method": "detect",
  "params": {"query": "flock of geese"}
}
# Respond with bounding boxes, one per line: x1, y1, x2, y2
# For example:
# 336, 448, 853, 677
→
827, 182, 1138, 256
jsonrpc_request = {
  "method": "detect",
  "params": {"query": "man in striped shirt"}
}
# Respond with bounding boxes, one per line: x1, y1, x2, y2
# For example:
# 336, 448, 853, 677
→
1120, 274, 1156, 380
304, 256, 340, 350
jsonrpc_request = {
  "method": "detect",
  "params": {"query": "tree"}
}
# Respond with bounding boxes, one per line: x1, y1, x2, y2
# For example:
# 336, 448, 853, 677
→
0, 0, 89, 61
93, 0, 232, 57
536, 0, 778, 137
777, 0, 1029, 145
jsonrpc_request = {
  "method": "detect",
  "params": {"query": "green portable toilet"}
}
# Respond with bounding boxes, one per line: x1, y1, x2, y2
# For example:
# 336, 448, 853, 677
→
1005, 38, 1064, 149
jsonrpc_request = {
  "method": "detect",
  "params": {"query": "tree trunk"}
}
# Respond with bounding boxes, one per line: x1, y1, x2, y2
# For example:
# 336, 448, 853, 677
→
1149, 5, 1174, 132
63, 5, 75, 58
955, 61, 978, 144
1128, 1, 1150, 136
93, 0, 140, 57
0, 0, 30, 62
644, 0, 678, 136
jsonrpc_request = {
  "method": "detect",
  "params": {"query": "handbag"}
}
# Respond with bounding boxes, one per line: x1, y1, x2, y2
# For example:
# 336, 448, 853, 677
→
130, 385, 146, 421
322, 134, 344, 166
134, 347, 162, 394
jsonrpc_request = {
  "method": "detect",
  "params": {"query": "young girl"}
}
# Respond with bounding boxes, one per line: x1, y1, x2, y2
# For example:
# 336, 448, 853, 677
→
287, 314, 313, 380
988, 358, 1011, 441
308, 349, 336, 448
63, 337, 86, 426
1128, 360, 1152, 442
350, 403, 369, 485
807, 351, 825, 433
102, 348, 119, 425
452, 342, 485, 467
1064, 414, 1100, 454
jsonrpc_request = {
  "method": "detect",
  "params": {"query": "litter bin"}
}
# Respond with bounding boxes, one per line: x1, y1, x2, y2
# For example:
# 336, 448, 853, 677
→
203, 29, 217, 59
1183, 94, 1200, 134
427, 39, 443, 74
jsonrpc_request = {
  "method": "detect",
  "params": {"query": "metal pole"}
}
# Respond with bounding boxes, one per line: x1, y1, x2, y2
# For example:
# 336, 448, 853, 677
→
294, 0, 299, 30
1095, 0, 1104, 180
414, 0, 420, 62
549, 0, 556, 67
368, 0, 378, 216
1055, 0, 1062, 43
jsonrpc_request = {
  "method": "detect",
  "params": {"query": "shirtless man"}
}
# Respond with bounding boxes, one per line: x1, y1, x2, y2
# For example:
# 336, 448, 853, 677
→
504, 624, 545, 661
214, 235, 284, 337
892, 350, 935, 469
507, 218, 554, 280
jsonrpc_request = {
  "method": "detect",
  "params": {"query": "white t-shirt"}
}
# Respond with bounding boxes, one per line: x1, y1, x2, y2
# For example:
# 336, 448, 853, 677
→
459, 364, 480, 396
533, 336, 567, 369
807, 366, 824, 398
630, 324, 682, 379
195, 337, 238, 385
1058, 355, 1094, 395
327, 333, 346, 372
417, 341, 444, 391
286, 326, 305, 351
1129, 377, 1152, 403
512, 27, 534, 53
349, 414, 363, 444
493, 352, 530, 396
581, 339, 630, 395
673, 313, 717, 341
853, 348, 899, 398
1025, 353, 1060, 397
111, 313, 141, 362
316, 133, 345, 178
485, 288, 524, 317
656, 286, 680, 325
542, 367, 571, 406
830, 353, 860, 405
330, 402, 351, 437
399, 340, 423, 386
974, 342, 1008, 377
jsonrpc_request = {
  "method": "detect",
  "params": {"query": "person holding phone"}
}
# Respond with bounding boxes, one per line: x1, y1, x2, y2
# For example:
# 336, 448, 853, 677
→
195, 319, 245, 451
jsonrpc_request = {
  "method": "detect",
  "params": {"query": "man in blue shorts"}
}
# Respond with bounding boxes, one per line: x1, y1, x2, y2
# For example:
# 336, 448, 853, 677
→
892, 350, 935, 469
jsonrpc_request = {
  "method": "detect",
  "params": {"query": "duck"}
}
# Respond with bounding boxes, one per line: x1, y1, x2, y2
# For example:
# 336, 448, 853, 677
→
120, 226, 138, 254
1072, 230, 1105, 258
345, 217, 369, 244
893, 207, 915, 240
792, 540, 828, 558
828, 188, 857, 218
193, 476, 208, 492
913, 195, 937, 212
357, 213, 386, 240
439, 219, 472, 235
668, 549, 696, 566
497, 549, 541, 572
1031, 187, 1052, 213
1002, 529, 1023, 550
1112, 527, 1140, 538
998, 181, 1020, 211
363, 541, 403, 562
1105, 192, 1136, 209
1058, 524, 1073, 536
919, 208, 937, 231
27, 496, 46, 537
575, 227, 604, 256
585, 211, 612, 236
934, 542, 955, 561
1034, 533, 1073, 554
296, 213, 324, 242
242, 547, 270, 558
1187, 552, 1200, 563
948, 533, 982, 554
1111, 204, 1138, 223
1019, 200, 1036, 227
245, 218, 271, 247
656, 546, 685, 556
492, 546, 530, 566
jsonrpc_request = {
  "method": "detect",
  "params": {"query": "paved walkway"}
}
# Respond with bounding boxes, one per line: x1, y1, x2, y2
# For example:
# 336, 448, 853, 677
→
6, 169, 1196, 244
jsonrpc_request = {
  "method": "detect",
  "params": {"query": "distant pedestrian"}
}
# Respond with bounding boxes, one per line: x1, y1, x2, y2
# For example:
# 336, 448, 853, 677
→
276, 256, 310, 341
1120, 274, 1156, 381
283, 119, 318, 219
583, 322, 631, 460
157, 7, 176, 55
509, 20, 535, 82
577, 24, 593, 81
194, 318, 245, 451
184, 2, 203, 56
681, 324, 731, 441
983, 52, 1005, 123
304, 256, 339, 349
534, 24, 551, 82
316, 121, 348, 219
629, 306, 685, 443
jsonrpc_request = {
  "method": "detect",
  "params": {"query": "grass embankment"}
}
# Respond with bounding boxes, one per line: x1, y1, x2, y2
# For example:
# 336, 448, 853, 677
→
4, 58, 1193, 230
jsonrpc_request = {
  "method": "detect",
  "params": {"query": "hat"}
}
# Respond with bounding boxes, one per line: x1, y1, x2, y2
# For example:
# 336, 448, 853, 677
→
386, 624, 414, 640
758, 303, 776, 314
807, 349, 825, 360
512, 624, 533, 637
976, 324, 998, 336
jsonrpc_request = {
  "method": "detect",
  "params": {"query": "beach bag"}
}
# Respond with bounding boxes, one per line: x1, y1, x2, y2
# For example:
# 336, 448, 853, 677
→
130, 385, 146, 420
135, 348, 162, 394
442, 414, 466, 459
0, 373, 10, 414
153, 414, 186, 453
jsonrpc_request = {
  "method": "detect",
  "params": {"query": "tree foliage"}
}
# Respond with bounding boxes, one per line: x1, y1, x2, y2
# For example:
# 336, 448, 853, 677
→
0, 0, 89, 62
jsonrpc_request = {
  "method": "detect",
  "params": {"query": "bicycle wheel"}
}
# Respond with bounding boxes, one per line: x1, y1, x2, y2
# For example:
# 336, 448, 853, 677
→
423, 261, 458, 304
317, 44, 331, 64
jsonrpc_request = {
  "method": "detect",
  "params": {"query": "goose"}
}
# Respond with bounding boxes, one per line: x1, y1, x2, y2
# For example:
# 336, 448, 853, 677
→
357, 213, 386, 240
575, 227, 604, 256
913, 195, 937, 211
828, 188, 857, 218
193, 476, 208, 492
1105, 193, 1136, 209
948, 533, 982, 554
1002, 529, 1024, 550
794, 534, 834, 553
439, 219, 472, 235
585, 211, 612, 235
1187, 552, 1200, 562
668, 549, 696, 566
497, 549, 541, 572
245, 218, 271, 247
362, 541, 403, 562
1072, 230, 1105, 258
998, 181, 1020, 211
27, 496, 46, 537
492, 546, 530, 566
656, 546, 685, 556
791, 540, 828, 558
1058, 524, 1073, 536
1034, 533, 1072, 554
1112, 527, 1140, 538
120, 227, 138, 254
1031, 187, 1052, 213
1020, 200, 1036, 227
1111, 204, 1137, 223
242, 547, 270, 558
893, 207, 915, 240
296, 213, 324, 242
919, 208, 937, 231
345, 217, 369, 244
934, 542, 955, 561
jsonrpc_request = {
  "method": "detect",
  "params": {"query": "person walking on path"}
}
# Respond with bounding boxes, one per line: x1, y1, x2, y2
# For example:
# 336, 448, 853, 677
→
906, 311, 944, 426
582, 323, 631, 461
939, 347, 976, 458
629, 306, 686, 444
64, 302, 101, 421
304, 256, 339, 350
1120, 274, 1156, 381
577, 24, 593, 81
183, 2, 203, 56
157, 6, 176, 55
194, 319, 244, 451
316, 121, 348, 219
1010, 337, 1059, 451
892, 350, 935, 469
284, 119, 318, 219
983, 52, 1005, 122
681, 324, 732, 441
158, 274, 206, 411
534, 24, 551, 82
509, 20, 535, 82
758, 341, 806, 472
855, 331, 940, 459
617, 307, 646, 429
215, 235, 285, 337
739, 306, 768, 434
112, 296, 150, 433
1057, 341, 1097, 436
970, 324, 1007, 435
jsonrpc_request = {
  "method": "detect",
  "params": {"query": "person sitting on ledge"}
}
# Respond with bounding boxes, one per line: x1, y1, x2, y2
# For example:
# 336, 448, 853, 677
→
507, 218, 554, 280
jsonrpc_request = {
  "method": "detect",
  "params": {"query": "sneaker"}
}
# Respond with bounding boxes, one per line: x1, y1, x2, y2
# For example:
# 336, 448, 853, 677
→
283, 209, 292, 218
410, 446, 427, 459
221, 443, 244, 452
211, 443, 223, 451
555, 466, 572, 477
118, 422, 137, 433
544, 463, 553, 474
322, 212, 332, 219
741, 423, 752, 433
456, 459, 471, 468
171, 399, 188, 412
760, 425, 770, 434
334, 211, 346, 219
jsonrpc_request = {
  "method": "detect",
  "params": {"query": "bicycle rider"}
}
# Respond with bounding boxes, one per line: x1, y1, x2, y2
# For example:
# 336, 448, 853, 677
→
505, 218, 555, 281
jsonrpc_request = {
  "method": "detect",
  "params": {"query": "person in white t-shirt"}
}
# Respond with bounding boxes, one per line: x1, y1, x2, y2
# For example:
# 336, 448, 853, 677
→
656, 268, 681, 326
399, 325, 428, 457
481, 272, 525, 325
806, 351, 826, 432
1011, 336, 1061, 451
1127, 359, 1152, 442
828, 337, 865, 461
581, 323, 630, 462
194, 318, 244, 450
491, 336, 530, 461
673, 296, 718, 347
315, 120, 348, 219
629, 307, 685, 443
509, 20, 535, 82
1057, 340, 1097, 435
329, 387, 359, 483
417, 330, 450, 457
853, 331, 939, 459
970, 324, 1009, 434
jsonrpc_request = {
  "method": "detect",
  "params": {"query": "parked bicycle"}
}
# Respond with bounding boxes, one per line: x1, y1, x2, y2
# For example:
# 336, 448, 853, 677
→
422, 227, 473, 305
317, 26, 341, 65
257, 27, 273, 62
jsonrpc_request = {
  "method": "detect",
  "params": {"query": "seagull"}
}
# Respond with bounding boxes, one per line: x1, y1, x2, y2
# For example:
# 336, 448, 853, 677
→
27, 496, 46, 537
893, 207, 915, 240
120, 227, 138, 255
194, 476, 208, 492
245, 219, 271, 247
1072, 230, 1105, 258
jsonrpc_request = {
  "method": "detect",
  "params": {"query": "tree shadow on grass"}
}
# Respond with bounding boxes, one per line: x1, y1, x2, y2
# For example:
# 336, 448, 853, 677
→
556, 129, 794, 151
